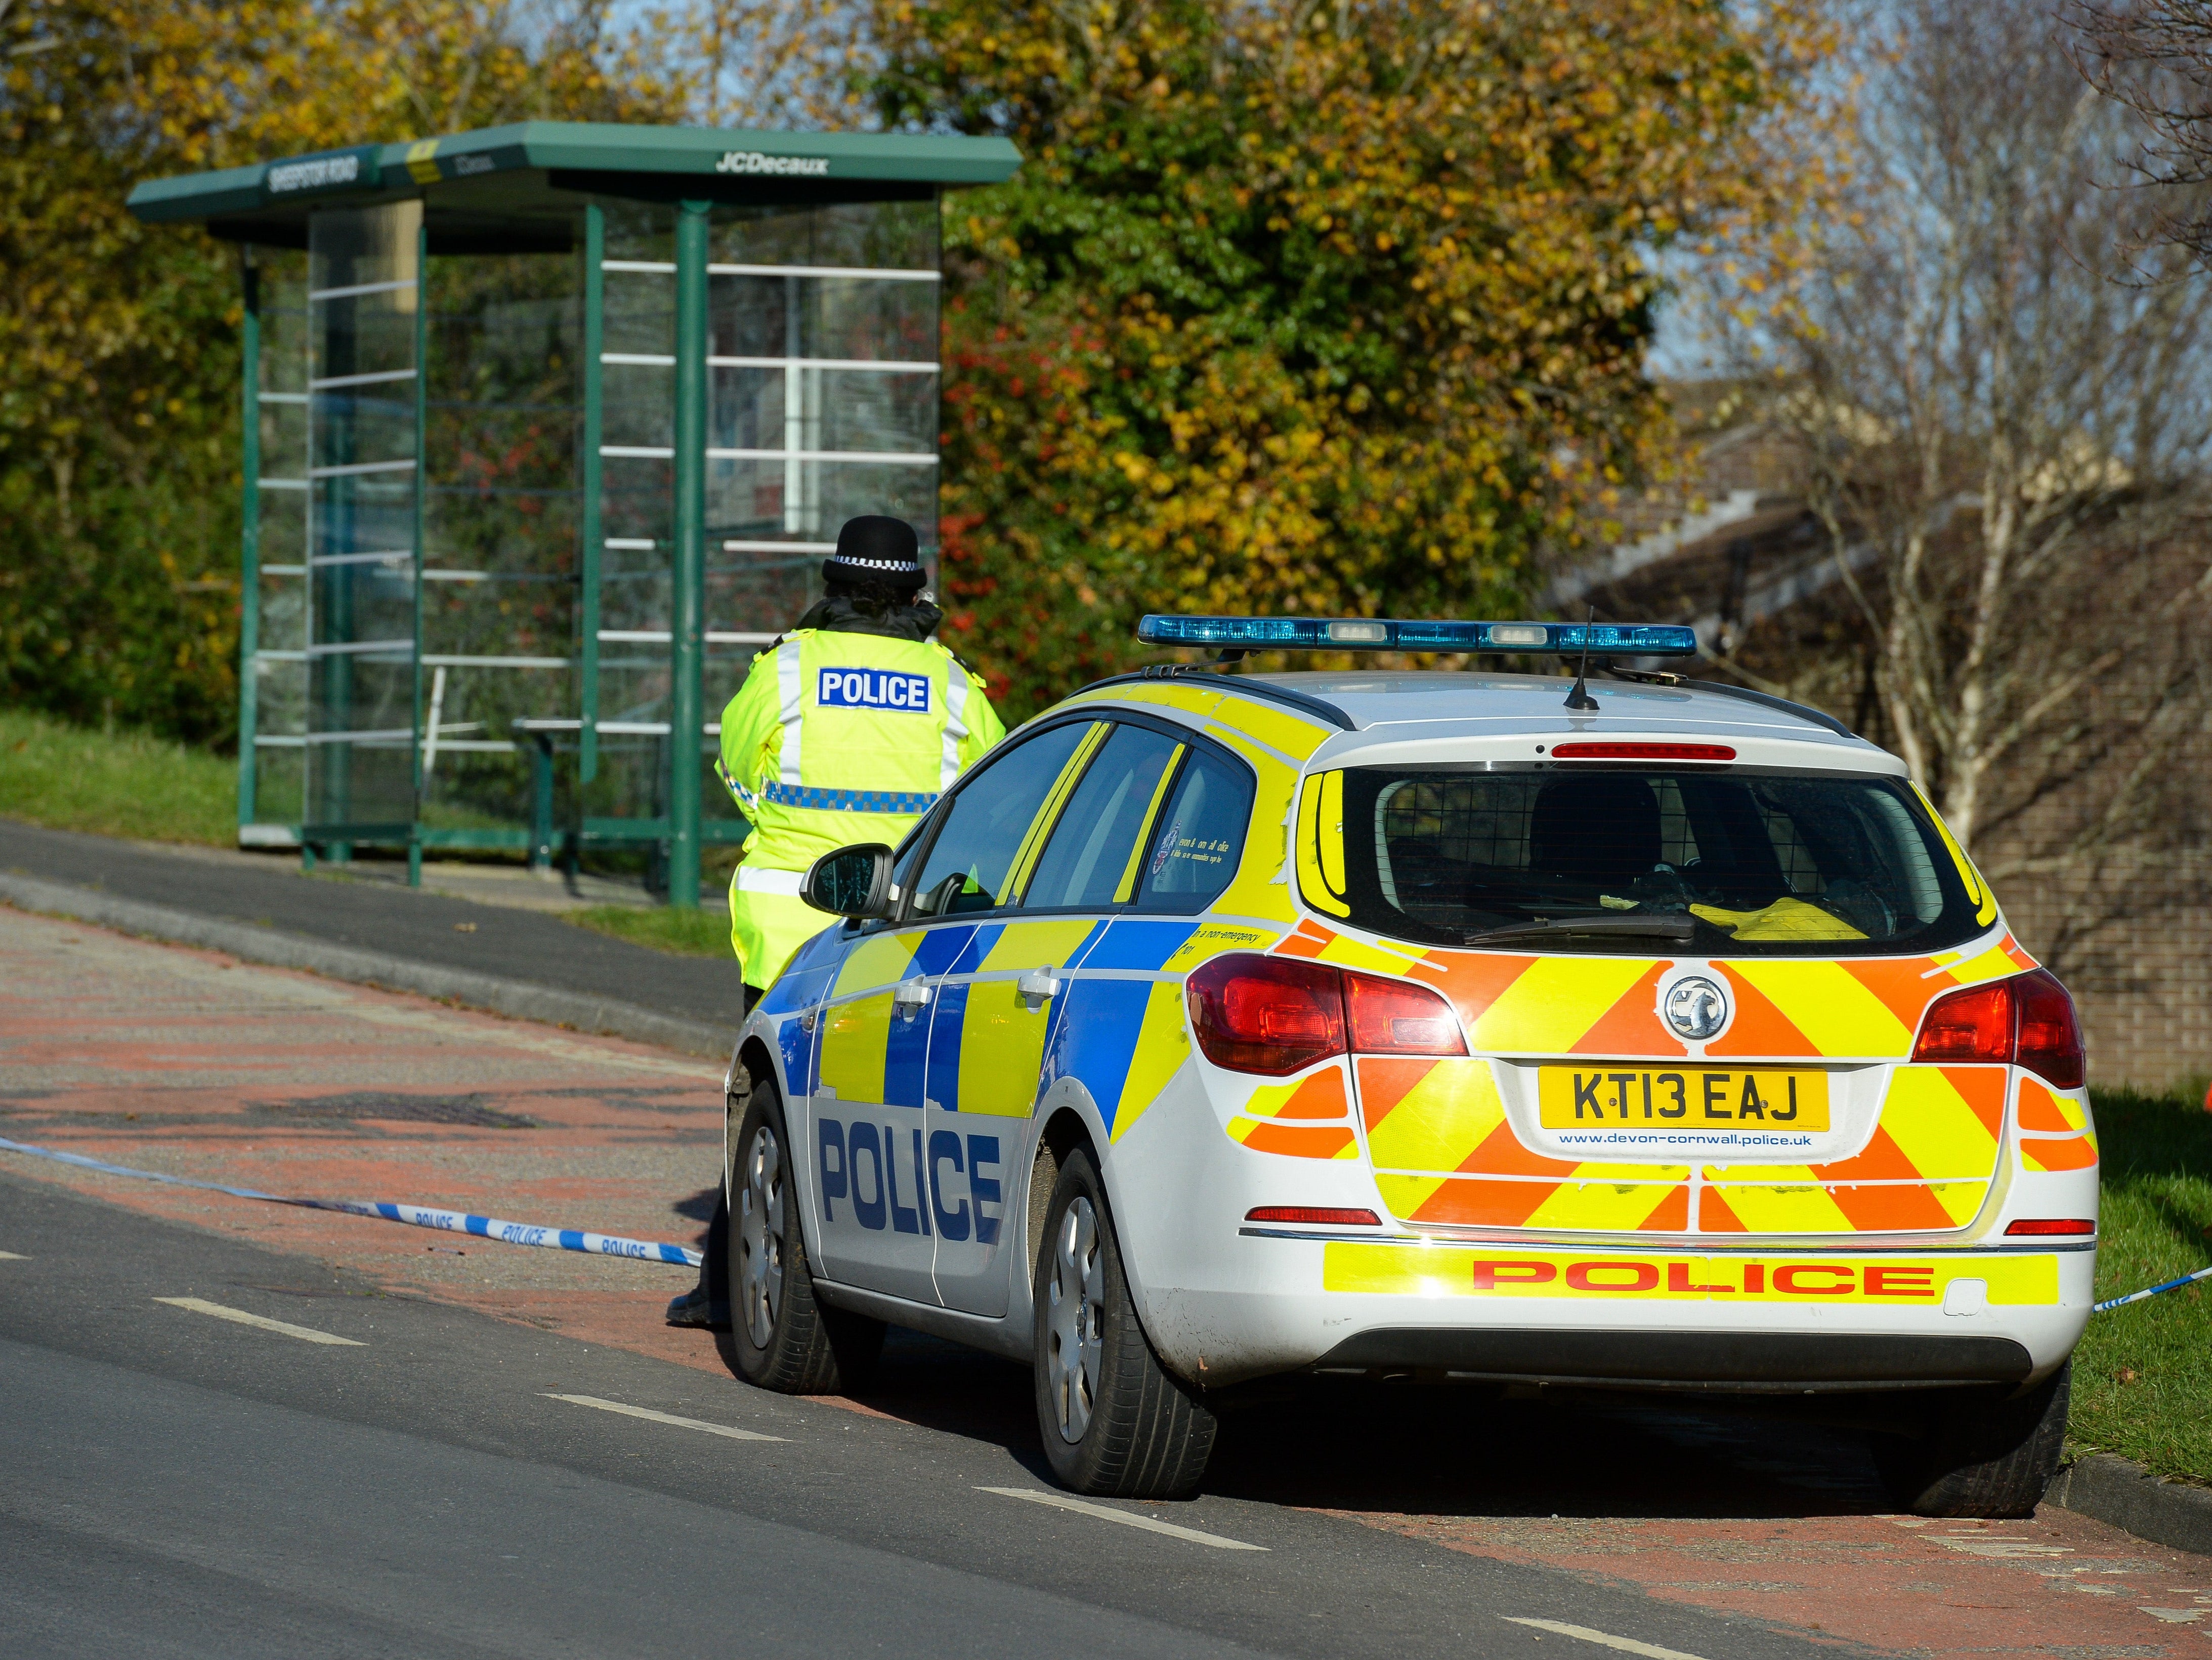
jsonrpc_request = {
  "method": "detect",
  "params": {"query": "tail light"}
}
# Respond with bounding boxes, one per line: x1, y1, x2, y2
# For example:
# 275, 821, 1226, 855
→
2005, 1218, 2094, 1236
1185, 955, 1468, 1075
2015, 972, 2087, 1089
1186, 956, 1344, 1075
1912, 969, 2085, 1089
1345, 973, 1468, 1056
1245, 1205, 1382, 1226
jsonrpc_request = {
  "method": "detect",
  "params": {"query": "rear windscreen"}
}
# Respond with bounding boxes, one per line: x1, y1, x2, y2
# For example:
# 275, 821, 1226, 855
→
1328, 765, 1984, 956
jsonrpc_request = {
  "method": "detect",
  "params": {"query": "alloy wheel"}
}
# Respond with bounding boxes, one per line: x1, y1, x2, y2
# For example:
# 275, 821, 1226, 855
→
1045, 1196, 1104, 1443
737, 1123, 786, 1348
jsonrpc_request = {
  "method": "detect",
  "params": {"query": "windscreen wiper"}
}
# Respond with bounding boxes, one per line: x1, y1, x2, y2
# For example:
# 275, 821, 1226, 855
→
1463, 912, 1698, 947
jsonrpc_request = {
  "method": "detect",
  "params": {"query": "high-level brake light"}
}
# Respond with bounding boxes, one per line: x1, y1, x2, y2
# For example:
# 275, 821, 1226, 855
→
1136, 615, 1699, 656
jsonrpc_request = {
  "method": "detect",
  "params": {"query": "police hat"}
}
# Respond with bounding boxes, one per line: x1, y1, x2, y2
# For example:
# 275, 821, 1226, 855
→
823, 516, 927, 591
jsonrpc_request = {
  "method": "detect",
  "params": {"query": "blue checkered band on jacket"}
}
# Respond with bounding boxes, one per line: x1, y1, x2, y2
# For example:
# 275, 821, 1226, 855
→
759, 780, 941, 813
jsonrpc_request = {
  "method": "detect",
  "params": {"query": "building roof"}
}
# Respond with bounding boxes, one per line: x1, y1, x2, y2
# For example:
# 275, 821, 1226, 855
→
124, 122, 1023, 248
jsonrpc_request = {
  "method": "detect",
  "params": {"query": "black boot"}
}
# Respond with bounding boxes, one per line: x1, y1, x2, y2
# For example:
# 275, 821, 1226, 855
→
665, 1191, 732, 1329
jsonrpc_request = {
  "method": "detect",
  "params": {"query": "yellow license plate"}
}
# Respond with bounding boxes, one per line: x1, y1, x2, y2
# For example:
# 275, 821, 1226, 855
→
1537, 1067, 1830, 1131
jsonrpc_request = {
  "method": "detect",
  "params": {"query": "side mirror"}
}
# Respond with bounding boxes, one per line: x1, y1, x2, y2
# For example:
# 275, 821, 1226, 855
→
801, 843, 896, 921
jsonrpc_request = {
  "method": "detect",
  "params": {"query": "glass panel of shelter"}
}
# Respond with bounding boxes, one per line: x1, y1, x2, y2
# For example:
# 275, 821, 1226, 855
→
249, 246, 311, 831
699, 198, 942, 842
417, 238, 581, 839
306, 201, 421, 835
589, 198, 678, 838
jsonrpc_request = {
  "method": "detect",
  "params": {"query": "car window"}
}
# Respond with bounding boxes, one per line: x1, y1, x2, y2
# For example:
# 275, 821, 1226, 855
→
1331, 764, 1975, 956
906, 721, 1094, 918
1134, 747, 1254, 913
1022, 723, 1184, 911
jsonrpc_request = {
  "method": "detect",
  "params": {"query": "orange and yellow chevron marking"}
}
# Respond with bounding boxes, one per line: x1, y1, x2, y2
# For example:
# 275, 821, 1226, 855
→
2017, 1077, 2090, 1133
1877, 1064, 2004, 1176
1839, 956, 1960, 1034
2017, 1076, 2098, 1172
1698, 1179, 1989, 1233
1468, 957, 1654, 1053
1724, 961, 1917, 1058
2020, 1136, 2096, 1173
1228, 1118, 1357, 1158
1242, 1067, 1350, 1121
1705, 968, 1818, 1057
1519, 1177, 1691, 1233
1565, 962, 1681, 1056
1699, 1064, 2002, 1233
1359, 1057, 1504, 1160
1323, 1243, 2060, 1305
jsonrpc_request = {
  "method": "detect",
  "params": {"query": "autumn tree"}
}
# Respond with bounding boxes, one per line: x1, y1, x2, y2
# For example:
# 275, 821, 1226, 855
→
1708, 0, 2212, 972
868, 0, 1837, 715
0, 1, 697, 741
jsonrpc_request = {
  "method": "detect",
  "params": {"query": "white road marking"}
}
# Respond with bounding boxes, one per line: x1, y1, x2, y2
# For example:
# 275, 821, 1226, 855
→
2139, 1610, 2205, 1624
154, 1297, 364, 1346
0, 1251, 27, 1260
976, 1486, 1267, 1551
1503, 1618, 1710, 1660
544, 1393, 784, 1442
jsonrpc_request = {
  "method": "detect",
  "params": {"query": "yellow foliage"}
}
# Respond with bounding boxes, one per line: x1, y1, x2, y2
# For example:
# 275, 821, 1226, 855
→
884, 0, 1840, 713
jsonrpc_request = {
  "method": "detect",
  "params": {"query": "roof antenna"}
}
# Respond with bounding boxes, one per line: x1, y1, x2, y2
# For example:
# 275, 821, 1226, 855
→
1563, 606, 1600, 712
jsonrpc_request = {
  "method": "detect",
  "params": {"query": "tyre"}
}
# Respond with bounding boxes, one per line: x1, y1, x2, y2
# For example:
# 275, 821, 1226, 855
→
1032, 1144, 1216, 1498
1871, 1361, 2071, 1517
720, 1076, 883, 1394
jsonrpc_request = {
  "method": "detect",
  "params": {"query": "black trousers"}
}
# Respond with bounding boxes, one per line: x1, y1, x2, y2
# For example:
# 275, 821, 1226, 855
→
699, 983, 762, 1310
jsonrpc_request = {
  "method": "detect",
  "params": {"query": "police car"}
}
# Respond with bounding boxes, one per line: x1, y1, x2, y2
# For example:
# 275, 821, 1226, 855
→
718, 616, 2096, 1516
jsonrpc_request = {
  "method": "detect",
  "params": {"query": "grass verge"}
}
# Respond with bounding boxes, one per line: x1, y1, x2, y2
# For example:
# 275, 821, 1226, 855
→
561, 901, 734, 959
2069, 1086, 2212, 1484
0, 707, 236, 846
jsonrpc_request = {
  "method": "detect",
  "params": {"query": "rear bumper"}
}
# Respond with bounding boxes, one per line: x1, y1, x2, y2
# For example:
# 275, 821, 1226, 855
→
1308, 1327, 2033, 1392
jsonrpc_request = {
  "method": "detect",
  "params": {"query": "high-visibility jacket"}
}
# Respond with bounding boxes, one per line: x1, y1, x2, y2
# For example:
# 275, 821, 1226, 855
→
719, 627, 1005, 987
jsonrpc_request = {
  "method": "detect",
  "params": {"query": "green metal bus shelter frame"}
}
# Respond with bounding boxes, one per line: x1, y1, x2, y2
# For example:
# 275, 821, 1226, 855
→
127, 123, 1019, 907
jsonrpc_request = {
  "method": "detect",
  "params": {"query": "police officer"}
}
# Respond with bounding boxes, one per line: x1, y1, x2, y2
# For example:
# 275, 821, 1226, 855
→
666, 514, 1005, 1329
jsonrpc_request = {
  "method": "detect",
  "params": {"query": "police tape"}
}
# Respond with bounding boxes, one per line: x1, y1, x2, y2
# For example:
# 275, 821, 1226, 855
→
2093, 1263, 2212, 1313
0, 1136, 703, 1267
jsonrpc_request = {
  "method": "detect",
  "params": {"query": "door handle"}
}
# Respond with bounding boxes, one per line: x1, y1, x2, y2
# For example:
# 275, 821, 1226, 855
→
892, 976, 931, 1019
1016, 968, 1059, 1012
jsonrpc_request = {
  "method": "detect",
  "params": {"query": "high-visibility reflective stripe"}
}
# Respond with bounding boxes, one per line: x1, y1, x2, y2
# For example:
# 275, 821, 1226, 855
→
734, 865, 807, 896
757, 781, 939, 813
776, 639, 805, 784
941, 667, 971, 790
1115, 744, 1185, 903
1006, 724, 1108, 902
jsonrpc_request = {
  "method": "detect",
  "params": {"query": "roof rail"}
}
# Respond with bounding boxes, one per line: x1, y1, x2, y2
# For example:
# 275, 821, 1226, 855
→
1083, 668, 1358, 732
1689, 680, 1858, 740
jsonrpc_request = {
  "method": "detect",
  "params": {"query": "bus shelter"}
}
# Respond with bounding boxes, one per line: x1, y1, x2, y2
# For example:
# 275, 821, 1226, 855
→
126, 124, 1019, 906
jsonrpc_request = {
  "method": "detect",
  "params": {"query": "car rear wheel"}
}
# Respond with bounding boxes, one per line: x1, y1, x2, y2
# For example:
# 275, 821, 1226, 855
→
1871, 1360, 2071, 1517
719, 1076, 883, 1394
1031, 1145, 1216, 1498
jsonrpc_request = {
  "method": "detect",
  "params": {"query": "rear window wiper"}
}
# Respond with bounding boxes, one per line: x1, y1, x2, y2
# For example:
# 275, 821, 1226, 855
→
1462, 912, 1699, 947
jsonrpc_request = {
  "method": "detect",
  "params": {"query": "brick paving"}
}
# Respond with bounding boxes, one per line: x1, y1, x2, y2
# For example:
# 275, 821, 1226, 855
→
0, 900, 731, 1374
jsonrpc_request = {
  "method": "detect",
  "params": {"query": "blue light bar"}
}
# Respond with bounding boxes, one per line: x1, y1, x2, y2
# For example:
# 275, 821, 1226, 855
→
1134, 615, 1699, 656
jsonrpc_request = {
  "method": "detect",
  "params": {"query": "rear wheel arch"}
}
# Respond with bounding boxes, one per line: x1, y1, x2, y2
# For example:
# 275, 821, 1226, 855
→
1028, 1102, 1095, 1290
